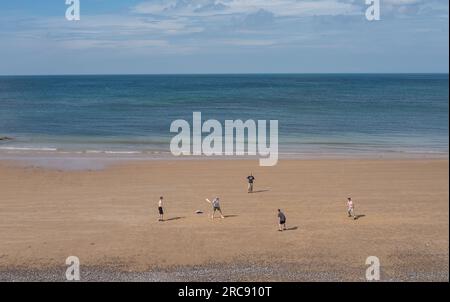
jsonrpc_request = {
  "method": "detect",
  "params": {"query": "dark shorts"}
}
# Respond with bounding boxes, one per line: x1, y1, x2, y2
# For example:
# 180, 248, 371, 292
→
279, 220, 286, 225
158, 207, 164, 215
213, 207, 221, 212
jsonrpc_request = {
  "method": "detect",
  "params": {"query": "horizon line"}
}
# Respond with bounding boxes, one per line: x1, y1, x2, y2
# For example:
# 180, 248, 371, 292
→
1, 72, 449, 77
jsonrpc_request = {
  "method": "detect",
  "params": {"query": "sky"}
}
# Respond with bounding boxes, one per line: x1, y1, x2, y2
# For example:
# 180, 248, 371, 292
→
0, 0, 448, 75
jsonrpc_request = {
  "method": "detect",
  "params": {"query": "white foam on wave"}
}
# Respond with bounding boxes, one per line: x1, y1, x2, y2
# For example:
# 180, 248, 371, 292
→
0, 147, 149, 157
104, 151, 142, 154
85, 150, 104, 154
86, 150, 142, 154
0, 147, 58, 152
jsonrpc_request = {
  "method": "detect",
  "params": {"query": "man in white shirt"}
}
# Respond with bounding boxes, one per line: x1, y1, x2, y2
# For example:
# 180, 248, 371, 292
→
347, 197, 356, 220
206, 197, 225, 219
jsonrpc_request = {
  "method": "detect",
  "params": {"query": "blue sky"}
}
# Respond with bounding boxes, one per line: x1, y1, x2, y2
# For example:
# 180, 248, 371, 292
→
0, 0, 448, 75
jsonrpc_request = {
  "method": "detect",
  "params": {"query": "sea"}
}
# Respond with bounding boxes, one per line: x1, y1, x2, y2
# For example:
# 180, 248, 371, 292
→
0, 74, 448, 159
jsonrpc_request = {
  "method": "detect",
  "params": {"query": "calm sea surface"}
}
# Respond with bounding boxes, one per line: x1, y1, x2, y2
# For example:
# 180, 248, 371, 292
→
0, 74, 448, 157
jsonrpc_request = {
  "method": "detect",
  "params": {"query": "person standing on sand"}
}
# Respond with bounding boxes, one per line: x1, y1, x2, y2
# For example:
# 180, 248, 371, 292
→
158, 196, 164, 221
206, 197, 225, 219
277, 209, 287, 231
247, 173, 255, 193
347, 197, 356, 220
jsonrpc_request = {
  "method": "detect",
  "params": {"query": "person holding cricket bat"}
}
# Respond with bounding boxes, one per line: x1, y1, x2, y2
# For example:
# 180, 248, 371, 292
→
206, 197, 225, 219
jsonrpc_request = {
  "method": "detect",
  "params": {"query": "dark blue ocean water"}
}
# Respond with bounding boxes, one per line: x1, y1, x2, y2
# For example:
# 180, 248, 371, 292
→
0, 74, 448, 156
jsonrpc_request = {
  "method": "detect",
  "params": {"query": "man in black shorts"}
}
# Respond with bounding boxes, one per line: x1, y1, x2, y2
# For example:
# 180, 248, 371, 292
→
158, 196, 164, 221
277, 209, 287, 231
247, 173, 255, 193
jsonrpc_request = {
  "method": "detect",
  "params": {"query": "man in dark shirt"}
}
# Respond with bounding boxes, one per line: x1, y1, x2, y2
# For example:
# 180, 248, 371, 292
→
277, 209, 287, 231
247, 173, 255, 193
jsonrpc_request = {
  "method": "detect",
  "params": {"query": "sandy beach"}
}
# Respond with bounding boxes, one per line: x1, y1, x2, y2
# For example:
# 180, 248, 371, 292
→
0, 158, 448, 281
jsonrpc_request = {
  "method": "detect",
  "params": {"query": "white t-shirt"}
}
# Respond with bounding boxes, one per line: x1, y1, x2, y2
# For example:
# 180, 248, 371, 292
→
158, 199, 163, 207
347, 200, 354, 209
212, 198, 220, 208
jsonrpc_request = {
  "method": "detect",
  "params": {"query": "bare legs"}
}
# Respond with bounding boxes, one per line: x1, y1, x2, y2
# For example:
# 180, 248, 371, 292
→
212, 208, 225, 219
347, 208, 356, 220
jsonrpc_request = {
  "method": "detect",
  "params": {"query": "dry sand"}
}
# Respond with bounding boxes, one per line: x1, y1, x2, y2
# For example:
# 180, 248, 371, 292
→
0, 158, 448, 281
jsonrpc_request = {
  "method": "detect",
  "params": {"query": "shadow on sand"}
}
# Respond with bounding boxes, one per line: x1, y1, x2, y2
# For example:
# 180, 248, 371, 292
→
165, 216, 186, 221
284, 226, 298, 231
224, 215, 238, 218
249, 189, 270, 194
354, 214, 366, 220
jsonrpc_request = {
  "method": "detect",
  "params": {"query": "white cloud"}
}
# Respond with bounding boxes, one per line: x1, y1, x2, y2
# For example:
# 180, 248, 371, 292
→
1, 0, 447, 55
59, 39, 169, 50
382, 0, 449, 17
383, 0, 422, 5
217, 38, 278, 46
0, 14, 204, 53
133, 0, 361, 17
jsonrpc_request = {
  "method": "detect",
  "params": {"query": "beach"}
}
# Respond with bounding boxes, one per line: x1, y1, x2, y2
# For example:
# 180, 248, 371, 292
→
0, 158, 448, 281
0, 74, 448, 281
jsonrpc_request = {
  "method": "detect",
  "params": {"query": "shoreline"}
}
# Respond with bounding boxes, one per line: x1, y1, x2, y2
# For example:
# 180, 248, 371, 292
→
0, 151, 448, 171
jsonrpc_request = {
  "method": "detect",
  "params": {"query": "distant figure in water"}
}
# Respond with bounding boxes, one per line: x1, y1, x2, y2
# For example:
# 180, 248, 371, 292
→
247, 173, 255, 193
347, 197, 356, 220
206, 197, 225, 219
277, 209, 287, 231
158, 196, 164, 221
